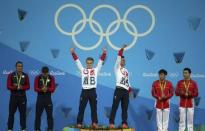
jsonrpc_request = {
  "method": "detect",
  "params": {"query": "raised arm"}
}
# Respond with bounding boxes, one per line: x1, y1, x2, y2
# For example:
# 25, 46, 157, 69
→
70, 48, 83, 72
96, 48, 107, 73
114, 45, 126, 72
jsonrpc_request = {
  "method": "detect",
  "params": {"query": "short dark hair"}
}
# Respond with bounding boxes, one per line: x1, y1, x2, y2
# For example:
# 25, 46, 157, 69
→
121, 56, 125, 59
41, 66, 49, 73
15, 61, 23, 67
86, 57, 94, 63
158, 69, 167, 75
183, 67, 191, 74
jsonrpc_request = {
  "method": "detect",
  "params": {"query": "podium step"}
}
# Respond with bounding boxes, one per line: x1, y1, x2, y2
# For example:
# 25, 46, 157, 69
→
63, 126, 135, 131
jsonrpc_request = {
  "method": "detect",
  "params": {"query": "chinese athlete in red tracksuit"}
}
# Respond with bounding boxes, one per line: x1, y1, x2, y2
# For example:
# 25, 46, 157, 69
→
175, 68, 198, 131
7, 61, 30, 131
34, 66, 56, 131
109, 46, 131, 128
70, 48, 106, 128
152, 69, 174, 131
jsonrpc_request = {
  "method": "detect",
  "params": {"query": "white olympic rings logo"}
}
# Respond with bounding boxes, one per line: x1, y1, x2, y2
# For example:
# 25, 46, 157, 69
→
54, 4, 156, 51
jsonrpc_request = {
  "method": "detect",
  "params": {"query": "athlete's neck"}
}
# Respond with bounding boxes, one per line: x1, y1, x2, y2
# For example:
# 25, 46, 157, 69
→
159, 79, 166, 83
42, 74, 48, 77
16, 71, 22, 75
184, 78, 191, 81
120, 65, 125, 68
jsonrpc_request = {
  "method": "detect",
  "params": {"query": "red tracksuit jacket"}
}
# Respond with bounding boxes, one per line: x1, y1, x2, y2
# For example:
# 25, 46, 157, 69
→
152, 80, 174, 109
34, 74, 56, 93
7, 72, 30, 92
175, 79, 198, 108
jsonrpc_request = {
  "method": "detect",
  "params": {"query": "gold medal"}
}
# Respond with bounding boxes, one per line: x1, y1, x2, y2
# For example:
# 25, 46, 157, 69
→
16, 73, 22, 90
183, 80, 190, 96
159, 80, 166, 98
42, 76, 49, 91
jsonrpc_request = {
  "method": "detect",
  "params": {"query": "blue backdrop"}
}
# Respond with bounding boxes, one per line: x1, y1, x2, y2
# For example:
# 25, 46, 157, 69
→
0, 0, 205, 130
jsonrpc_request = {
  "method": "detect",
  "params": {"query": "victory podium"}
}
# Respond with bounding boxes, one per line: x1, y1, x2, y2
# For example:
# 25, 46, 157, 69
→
63, 126, 135, 131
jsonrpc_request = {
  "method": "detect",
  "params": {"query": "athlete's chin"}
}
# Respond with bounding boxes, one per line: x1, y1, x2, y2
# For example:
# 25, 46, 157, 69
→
121, 64, 125, 67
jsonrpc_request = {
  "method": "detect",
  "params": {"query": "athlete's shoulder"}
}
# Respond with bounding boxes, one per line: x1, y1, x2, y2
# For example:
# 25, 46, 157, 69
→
9, 71, 15, 76
177, 79, 184, 83
154, 80, 160, 83
152, 80, 159, 85
190, 79, 197, 85
49, 74, 55, 79
166, 80, 173, 84
22, 72, 29, 78
35, 74, 41, 79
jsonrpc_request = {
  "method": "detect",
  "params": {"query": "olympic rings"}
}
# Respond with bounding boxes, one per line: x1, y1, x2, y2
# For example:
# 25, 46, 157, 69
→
54, 4, 155, 50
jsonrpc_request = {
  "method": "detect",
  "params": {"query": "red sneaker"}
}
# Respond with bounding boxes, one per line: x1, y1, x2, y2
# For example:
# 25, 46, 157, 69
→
109, 124, 115, 128
92, 123, 98, 128
77, 124, 82, 128
122, 123, 128, 128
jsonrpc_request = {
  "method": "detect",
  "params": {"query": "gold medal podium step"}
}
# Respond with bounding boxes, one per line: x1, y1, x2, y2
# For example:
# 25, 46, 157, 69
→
63, 125, 205, 131
63, 126, 135, 131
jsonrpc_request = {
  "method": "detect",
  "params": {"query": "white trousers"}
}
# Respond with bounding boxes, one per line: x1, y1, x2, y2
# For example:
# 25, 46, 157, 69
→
179, 107, 194, 131
156, 108, 170, 131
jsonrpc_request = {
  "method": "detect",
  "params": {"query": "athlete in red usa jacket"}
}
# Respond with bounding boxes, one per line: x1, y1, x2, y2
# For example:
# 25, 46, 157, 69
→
175, 68, 198, 131
7, 61, 30, 131
152, 69, 174, 131
70, 47, 106, 128
34, 66, 56, 131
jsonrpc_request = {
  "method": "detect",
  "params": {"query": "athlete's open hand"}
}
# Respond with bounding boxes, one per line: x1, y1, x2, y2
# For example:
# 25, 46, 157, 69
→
102, 47, 107, 53
122, 44, 127, 49
70, 48, 75, 53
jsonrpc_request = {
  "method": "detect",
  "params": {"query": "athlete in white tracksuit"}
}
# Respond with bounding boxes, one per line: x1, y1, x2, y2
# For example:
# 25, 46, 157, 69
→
70, 48, 106, 128
109, 45, 131, 128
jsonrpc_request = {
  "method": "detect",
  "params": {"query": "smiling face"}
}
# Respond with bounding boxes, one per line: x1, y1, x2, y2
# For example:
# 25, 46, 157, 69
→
120, 57, 125, 67
86, 58, 94, 69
